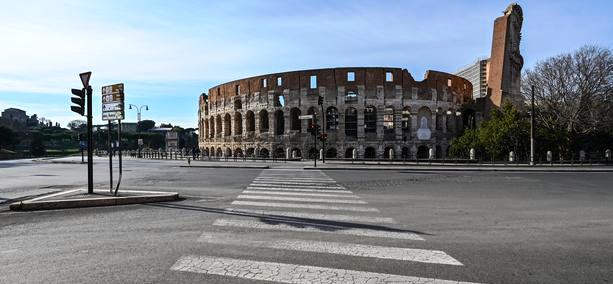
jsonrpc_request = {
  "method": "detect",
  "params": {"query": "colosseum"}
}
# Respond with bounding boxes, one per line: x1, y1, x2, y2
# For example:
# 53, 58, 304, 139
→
198, 68, 475, 160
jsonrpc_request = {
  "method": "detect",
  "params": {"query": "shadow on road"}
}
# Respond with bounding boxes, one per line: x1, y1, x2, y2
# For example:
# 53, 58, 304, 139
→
147, 202, 432, 236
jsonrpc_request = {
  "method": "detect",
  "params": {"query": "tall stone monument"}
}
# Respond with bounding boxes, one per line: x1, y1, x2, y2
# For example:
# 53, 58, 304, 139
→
485, 3, 524, 114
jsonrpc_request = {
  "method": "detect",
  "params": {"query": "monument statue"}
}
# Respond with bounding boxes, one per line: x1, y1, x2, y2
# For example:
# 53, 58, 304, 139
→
417, 116, 431, 140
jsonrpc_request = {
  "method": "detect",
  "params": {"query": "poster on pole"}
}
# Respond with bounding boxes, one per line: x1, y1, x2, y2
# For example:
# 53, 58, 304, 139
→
102, 83, 124, 121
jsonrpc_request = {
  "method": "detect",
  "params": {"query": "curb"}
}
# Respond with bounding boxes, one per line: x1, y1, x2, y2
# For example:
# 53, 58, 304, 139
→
180, 165, 269, 169
9, 190, 179, 211
303, 166, 613, 172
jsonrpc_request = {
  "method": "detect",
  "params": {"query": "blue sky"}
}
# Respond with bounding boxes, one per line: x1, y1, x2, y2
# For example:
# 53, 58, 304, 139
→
0, 0, 611, 128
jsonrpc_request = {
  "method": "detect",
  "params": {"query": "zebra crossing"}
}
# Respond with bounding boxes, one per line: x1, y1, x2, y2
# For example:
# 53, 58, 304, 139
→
171, 169, 481, 283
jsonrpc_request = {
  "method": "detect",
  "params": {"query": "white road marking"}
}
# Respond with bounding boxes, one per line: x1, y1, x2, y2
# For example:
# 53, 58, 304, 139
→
197, 232, 462, 265
213, 219, 424, 240
252, 180, 336, 185
255, 178, 335, 183
171, 255, 480, 283
231, 200, 379, 212
237, 195, 367, 204
248, 183, 346, 189
224, 208, 396, 224
246, 186, 352, 194
241, 190, 360, 198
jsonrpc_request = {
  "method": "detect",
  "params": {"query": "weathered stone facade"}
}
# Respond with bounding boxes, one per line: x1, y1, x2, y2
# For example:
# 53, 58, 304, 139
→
198, 68, 473, 159
486, 3, 524, 113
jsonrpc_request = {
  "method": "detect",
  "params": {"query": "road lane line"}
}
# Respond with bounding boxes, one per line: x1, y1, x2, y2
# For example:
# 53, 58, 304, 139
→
237, 195, 367, 204
241, 190, 360, 198
246, 186, 352, 193
248, 183, 346, 189
213, 218, 423, 240
224, 208, 396, 224
231, 200, 378, 212
197, 232, 462, 265
171, 255, 480, 283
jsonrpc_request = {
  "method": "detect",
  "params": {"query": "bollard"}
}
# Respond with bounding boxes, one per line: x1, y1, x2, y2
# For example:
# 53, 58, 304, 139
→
547, 150, 552, 163
388, 149, 394, 160
469, 148, 475, 160
579, 150, 586, 161
429, 148, 434, 160
509, 151, 515, 162
606, 149, 612, 160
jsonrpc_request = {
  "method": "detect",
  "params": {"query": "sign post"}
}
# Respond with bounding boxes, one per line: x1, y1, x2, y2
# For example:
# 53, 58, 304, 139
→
102, 83, 125, 195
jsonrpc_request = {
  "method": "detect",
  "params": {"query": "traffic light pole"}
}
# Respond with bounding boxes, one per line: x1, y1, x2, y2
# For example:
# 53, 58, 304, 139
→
108, 121, 113, 193
320, 104, 326, 164
312, 117, 317, 168
86, 86, 93, 194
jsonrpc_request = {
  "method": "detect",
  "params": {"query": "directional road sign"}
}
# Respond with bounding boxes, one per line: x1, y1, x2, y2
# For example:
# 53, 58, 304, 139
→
102, 83, 125, 121
299, 115, 313, 120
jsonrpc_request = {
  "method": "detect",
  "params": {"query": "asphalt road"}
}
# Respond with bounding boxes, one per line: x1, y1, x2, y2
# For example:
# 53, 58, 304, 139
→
1, 157, 612, 283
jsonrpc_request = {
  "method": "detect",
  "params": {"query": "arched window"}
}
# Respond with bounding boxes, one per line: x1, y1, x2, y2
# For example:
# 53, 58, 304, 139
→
224, 113, 231, 136
203, 119, 208, 139
259, 110, 269, 133
436, 108, 443, 130
364, 106, 377, 133
345, 107, 357, 138
345, 147, 355, 159
345, 90, 358, 103
325, 148, 337, 158
259, 148, 269, 158
290, 108, 301, 131
274, 110, 284, 135
364, 147, 376, 159
383, 107, 394, 134
274, 148, 285, 159
246, 111, 255, 132
209, 117, 215, 138
234, 112, 242, 135
216, 115, 222, 136
325, 107, 339, 130
417, 145, 429, 159
402, 107, 411, 134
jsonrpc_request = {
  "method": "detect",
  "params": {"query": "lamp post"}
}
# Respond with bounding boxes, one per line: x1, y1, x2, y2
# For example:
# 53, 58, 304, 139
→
129, 104, 149, 158
129, 104, 149, 122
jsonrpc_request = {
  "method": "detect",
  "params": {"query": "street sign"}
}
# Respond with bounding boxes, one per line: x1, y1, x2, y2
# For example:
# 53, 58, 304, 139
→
79, 72, 92, 88
138, 139, 143, 146
299, 115, 313, 120
102, 83, 125, 121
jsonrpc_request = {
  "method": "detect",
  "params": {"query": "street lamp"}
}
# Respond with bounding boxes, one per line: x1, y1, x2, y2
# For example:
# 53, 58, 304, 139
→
129, 104, 149, 158
129, 104, 149, 122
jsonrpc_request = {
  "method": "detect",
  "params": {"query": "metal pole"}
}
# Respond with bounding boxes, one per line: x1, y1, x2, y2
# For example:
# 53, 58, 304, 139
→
86, 86, 93, 194
312, 117, 317, 168
530, 85, 535, 166
114, 120, 123, 196
108, 121, 113, 193
320, 104, 326, 163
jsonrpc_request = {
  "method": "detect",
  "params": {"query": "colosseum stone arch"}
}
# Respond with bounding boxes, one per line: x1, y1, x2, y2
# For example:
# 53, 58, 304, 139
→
198, 67, 473, 159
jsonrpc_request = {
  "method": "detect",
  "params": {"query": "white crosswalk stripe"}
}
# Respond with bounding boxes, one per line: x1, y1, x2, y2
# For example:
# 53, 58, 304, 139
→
198, 232, 461, 265
241, 190, 360, 198
246, 186, 352, 193
231, 200, 380, 212
236, 194, 367, 204
171, 256, 481, 284
223, 208, 396, 224
212, 218, 424, 240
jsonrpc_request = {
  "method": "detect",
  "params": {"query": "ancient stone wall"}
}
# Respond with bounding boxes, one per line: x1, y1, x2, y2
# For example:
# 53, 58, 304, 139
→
198, 67, 473, 159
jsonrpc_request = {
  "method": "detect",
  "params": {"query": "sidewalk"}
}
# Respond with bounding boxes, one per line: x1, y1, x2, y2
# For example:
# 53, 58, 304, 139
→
9, 188, 179, 211
303, 162, 613, 172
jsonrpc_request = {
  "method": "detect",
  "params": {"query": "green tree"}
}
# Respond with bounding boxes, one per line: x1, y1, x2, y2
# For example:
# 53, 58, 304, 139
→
136, 120, 156, 132
0, 126, 18, 151
450, 104, 529, 161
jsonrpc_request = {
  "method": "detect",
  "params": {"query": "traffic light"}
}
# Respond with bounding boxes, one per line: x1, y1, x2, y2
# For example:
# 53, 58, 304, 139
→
318, 96, 323, 105
307, 123, 314, 134
319, 133, 327, 141
71, 88, 86, 116
315, 124, 321, 136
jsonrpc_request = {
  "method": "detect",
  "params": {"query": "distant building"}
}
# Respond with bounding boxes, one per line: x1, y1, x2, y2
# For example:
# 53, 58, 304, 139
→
455, 58, 489, 100
166, 131, 179, 150
1, 108, 27, 125
121, 122, 138, 133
